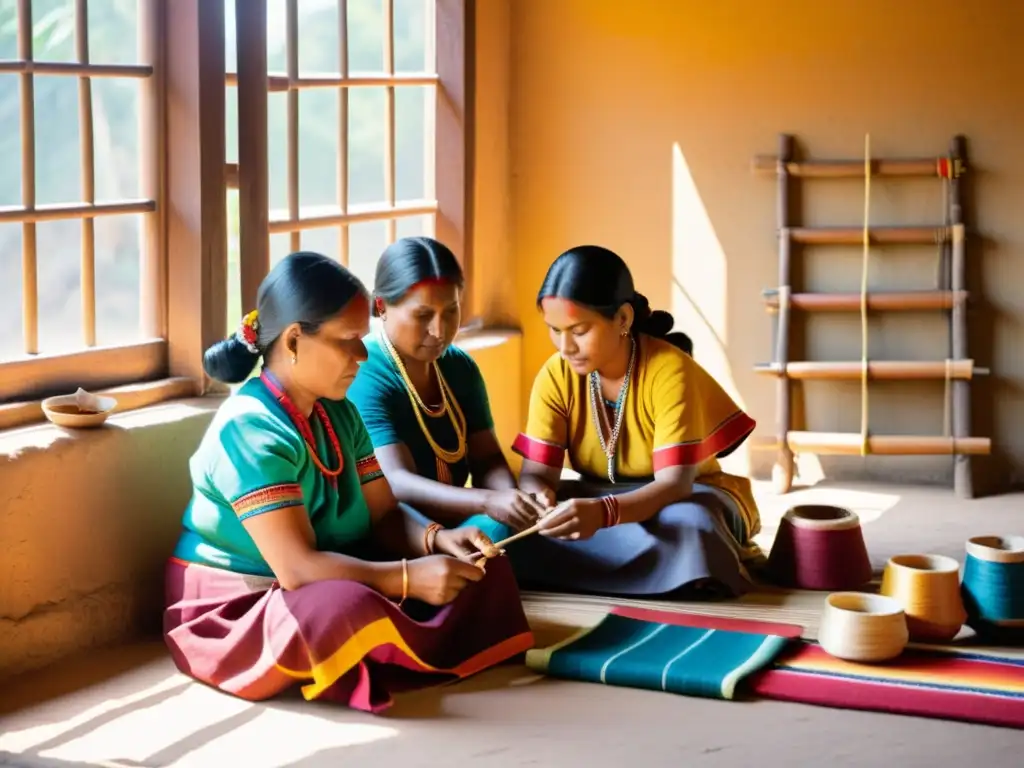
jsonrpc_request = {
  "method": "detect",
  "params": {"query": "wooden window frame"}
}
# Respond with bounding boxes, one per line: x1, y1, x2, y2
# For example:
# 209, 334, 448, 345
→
0, 0, 470, 428
226, 0, 472, 317
0, 0, 168, 409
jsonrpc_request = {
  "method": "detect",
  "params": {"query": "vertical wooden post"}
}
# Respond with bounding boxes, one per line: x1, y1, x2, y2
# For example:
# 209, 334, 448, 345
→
337, 0, 350, 266
75, 0, 97, 347
949, 135, 972, 498
17, 0, 38, 355
138, 0, 166, 340
383, 0, 397, 245
285, 0, 300, 253
165, 0, 228, 386
236, 0, 270, 311
773, 133, 796, 494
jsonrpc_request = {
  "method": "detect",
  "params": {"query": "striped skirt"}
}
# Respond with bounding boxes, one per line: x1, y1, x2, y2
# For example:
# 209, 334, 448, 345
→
163, 555, 534, 713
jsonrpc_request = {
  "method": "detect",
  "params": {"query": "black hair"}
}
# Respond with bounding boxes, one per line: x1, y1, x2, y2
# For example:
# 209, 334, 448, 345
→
371, 236, 464, 316
536, 244, 693, 355
203, 251, 370, 384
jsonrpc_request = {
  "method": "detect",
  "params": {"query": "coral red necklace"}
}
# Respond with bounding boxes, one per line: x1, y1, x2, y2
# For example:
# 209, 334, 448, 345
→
260, 370, 344, 484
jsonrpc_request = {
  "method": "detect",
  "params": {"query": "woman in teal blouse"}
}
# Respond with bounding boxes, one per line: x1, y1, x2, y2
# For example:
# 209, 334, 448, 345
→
347, 237, 548, 539
164, 251, 533, 714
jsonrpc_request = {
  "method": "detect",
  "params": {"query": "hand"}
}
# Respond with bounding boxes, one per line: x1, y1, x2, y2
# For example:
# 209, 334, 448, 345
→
537, 498, 606, 541
406, 554, 487, 606
530, 486, 557, 510
482, 489, 549, 531
433, 526, 502, 561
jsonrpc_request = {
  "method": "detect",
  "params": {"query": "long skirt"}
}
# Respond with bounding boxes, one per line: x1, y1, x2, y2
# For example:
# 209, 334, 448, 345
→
465, 480, 753, 599
163, 554, 535, 714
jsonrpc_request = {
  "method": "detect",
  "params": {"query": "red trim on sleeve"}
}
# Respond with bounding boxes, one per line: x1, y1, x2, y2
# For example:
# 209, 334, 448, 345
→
652, 411, 756, 470
512, 433, 566, 468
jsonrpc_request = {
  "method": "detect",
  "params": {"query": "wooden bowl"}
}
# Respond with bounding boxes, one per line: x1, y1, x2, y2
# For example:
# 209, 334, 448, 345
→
880, 554, 967, 643
41, 393, 117, 429
818, 592, 909, 663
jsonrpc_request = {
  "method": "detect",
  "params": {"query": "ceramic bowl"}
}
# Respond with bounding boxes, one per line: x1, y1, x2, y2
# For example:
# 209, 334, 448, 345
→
818, 592, 909, 663
41, 392, 117, 429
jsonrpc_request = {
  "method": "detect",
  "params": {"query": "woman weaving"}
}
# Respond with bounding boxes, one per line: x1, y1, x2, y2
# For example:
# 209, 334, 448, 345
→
163, 251, 533, 714
347, 236, 549, 538
511, 245, 764, 597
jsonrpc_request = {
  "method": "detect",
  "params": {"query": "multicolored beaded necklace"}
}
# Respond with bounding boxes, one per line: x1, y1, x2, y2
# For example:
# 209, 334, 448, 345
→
260, 369, 344, 486
587, 336, 636, 484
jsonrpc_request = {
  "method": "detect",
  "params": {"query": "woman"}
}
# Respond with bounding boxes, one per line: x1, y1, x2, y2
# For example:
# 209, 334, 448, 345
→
164, 251, 533, 714
347, 236, 548, 539
511, 245, 764, 598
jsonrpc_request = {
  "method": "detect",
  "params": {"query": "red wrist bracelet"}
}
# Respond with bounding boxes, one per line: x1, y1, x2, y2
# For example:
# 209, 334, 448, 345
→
600, 495, 621, 528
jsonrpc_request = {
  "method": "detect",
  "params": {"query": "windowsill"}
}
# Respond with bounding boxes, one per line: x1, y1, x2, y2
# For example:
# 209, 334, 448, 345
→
0, 378, 207, 440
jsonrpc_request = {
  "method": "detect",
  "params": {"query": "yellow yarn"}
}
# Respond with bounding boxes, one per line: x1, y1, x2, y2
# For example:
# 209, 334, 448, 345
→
379, 332, 468, 465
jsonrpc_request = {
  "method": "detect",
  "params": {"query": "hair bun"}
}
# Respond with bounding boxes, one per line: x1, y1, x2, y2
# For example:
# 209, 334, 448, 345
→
203, 335, 262, 384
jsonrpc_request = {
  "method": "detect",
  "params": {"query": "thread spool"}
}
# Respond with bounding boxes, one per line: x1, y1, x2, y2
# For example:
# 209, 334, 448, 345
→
961, 535, 1024, 643
766, 505, 873, 591
817, 592, 909, 663
879, 554, 967, 643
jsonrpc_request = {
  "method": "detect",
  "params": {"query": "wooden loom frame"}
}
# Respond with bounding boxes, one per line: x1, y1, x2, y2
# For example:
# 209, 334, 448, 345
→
752, 134, 990, 499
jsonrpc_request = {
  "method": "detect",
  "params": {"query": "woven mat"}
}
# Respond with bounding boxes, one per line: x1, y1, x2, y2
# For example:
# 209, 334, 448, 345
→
521, 586, 1024, 661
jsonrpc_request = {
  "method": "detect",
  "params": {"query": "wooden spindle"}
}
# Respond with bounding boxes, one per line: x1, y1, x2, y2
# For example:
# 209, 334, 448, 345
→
235, 0, 270, 310
338, 0, 350, 265
773, 134, 795, 494
17, 0, 38, 355
383, 0, 397, 244
949, 136, 971, 498
76, 0, 97, 347
286, 0, 300, 252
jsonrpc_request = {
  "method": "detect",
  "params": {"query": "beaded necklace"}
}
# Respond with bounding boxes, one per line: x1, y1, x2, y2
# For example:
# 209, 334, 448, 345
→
261, 370, 344, 486
587, 337, 636, 484
378, 331, 468, 466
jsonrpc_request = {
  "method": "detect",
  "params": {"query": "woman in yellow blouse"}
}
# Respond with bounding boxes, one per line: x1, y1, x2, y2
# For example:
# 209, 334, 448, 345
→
512, 245, 763, 597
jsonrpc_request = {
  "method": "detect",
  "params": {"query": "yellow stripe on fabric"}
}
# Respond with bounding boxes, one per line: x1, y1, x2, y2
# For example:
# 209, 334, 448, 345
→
231, 483, 304, 521
524, 624, 601, 674
720, 636, 788, 699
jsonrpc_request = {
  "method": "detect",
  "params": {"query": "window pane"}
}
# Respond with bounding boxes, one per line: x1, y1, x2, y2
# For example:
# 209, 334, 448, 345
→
395, 85, 429, 201
394, 0, 432, 74
225, 85, 238, 164
348, 220, 387, 291
226, 189, 241, 335
268, 91, 288, 213
0, 223, 23, 362
0, 75, 20, 207
31, 0, 75, 63
348, 87, 385, 206
95, 213, 141, 346
270, 232, 291, 267
37, 218, 82, 354
395, 214, 433, 241
298, 89, 339, 208
298, 1, 339, 75
267, 0, 287, 73
0, 8, 15, 59
348, 0, 384, 73
92, 78, 140, 201
88, 0, 139, 66
35, 76, 81, 205
224, 0, 237, 74
301, 227, 339, 262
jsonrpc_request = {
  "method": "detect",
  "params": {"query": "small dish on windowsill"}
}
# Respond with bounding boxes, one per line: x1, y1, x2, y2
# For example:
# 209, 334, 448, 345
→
42, 388, 118, 429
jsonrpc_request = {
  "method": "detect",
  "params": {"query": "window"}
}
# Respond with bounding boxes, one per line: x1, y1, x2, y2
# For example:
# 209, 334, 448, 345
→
0, 0, 164, 403
224, 0, 466, 332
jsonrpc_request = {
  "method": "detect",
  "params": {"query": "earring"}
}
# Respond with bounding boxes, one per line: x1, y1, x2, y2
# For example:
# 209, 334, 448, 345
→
290, 352, 297, 365
620, 328, 629, 337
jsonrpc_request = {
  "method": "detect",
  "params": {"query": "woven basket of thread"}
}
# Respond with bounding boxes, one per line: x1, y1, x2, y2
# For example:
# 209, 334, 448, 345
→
961, 535, 1024, 643
765, 505, 873, 591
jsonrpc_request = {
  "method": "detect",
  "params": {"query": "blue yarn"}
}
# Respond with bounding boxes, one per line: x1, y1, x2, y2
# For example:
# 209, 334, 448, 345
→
961, 553, 1024, 640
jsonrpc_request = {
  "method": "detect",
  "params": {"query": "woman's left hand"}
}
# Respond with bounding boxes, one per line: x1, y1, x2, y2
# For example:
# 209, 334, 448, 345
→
537, 498, 606, 541
433, 526, 502, 564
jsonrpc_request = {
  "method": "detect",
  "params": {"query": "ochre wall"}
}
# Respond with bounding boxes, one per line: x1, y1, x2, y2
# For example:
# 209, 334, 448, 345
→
505, 0, 1024, 492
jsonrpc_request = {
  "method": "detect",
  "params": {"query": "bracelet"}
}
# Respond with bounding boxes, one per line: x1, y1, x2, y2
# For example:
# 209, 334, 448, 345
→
398, 558, 409, 608
423, 522, 443, 555
600, 495, 621, 528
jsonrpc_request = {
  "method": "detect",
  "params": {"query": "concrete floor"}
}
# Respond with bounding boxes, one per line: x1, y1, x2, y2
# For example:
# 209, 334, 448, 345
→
2, 480, 1024, 767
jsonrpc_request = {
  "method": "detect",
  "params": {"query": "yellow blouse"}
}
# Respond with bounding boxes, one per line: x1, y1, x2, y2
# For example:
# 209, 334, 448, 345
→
513, 335, 762, 555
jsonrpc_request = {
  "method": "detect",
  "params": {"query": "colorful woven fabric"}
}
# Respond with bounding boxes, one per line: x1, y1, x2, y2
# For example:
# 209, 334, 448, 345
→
526, 608, 793, 700
750, 642, 1024, 729
164, 556, 534, 714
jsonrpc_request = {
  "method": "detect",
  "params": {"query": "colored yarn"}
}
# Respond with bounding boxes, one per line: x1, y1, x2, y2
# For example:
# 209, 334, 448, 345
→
961, 552, 1024, 642
766, 506, 872, 591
